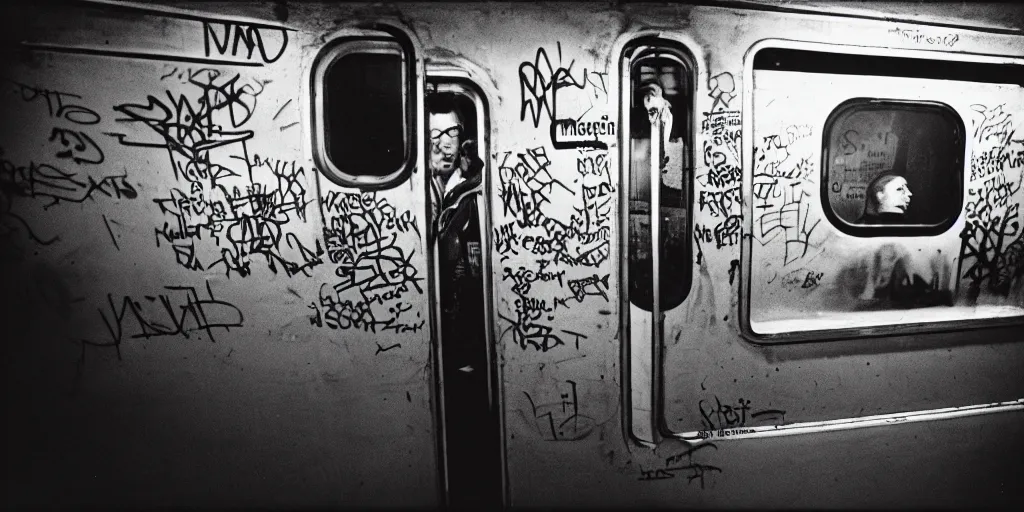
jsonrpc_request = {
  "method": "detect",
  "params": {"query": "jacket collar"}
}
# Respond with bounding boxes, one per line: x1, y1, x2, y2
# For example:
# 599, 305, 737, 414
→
440, 167, 482, 213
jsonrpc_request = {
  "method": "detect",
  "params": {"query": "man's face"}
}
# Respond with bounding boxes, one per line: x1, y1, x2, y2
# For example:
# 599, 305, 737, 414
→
429, 111, 461, 176
877, 176, 913, 214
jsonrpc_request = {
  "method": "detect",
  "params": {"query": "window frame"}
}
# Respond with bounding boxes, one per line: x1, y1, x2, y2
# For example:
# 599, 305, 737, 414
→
422, 65, 507, 505
740, 39, 1024, 345
310, 33, 417, 190
624, 47, 695, 312
820, 97, 966, 238
618, 35, 698, 447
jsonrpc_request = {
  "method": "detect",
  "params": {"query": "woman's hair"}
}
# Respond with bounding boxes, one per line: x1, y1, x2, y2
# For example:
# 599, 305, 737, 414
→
863, 173, 903, 216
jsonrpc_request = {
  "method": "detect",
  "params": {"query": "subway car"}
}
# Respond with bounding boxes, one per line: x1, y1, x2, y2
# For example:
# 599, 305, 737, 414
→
3, 0, 1023, 508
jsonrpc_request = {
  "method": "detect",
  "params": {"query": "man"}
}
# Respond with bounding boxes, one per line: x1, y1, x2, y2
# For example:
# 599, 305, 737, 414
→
426, 92, 498, 507
427, 93, 484, 372
429, 94, 483, 274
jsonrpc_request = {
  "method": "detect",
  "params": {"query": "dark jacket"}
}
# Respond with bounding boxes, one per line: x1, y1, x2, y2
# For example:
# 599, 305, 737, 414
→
432, 151, 485, 371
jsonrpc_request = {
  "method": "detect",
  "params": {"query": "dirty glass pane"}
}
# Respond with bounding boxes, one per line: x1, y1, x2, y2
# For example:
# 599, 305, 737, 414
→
325, 50, 406, 178
628, 54, 691, 312
824, 101, 963, 232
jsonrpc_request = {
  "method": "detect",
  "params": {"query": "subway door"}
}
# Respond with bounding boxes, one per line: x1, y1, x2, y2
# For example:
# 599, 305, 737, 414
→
622, 41, 695, 444
424, 71, 504, 507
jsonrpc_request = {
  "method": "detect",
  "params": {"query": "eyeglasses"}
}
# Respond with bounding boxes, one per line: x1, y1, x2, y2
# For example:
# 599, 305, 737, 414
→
430, 124, 463, 140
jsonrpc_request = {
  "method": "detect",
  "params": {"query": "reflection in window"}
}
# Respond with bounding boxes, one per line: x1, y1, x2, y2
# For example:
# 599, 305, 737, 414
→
628, 50, 692, 312
312, 39, 411, 187
823, 100, 964, 235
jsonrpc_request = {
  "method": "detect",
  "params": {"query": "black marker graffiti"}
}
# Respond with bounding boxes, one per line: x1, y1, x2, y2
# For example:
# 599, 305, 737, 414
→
696, 109, 744, 255
576, 151, 609, 177
522, 380, 595, 441
560, 329, 588, 350
503, 265, 566, 296
312, 191, 424, 335
567, 273, 610, 302
500, 38, 617, 354
708, 72, 735, 112
0, 188, 58, 245
499, 309, 564, 353
779, 267, 825, 291
494, 222, 521, 258
113, 69, 321, 278
519, 43, 611, 150
728, 259, 740, 286
888, 27, 960, 47
48, 128, 104, 165
494, 142, 616, 352
559, 115, 616, 139
960, 197, 1023, 301
754, 179, 820, 265
497, 148, 610, 267
694, 214, 741, 249
498, 146, 565, 221
101, 214, 120, 250
638, 443, 722, 489
203, 21, 288, 64
698, 396, 787, 431
1, 149, 137, 208
701, 110, 742, 188
82, 281, 244, 361
7, 79, 101, 125
2, 81, 123, 216
698, 186, 741, 218
375, 342, 402, 354
959, 105, 1024, 302
752, 129, 823, 266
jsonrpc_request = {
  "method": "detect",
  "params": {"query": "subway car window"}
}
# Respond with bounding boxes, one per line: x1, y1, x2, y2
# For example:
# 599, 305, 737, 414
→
747, 46, 1024, 340
823, 99, 964, 236
311, 39, 413, 188
627, 49, 693, 312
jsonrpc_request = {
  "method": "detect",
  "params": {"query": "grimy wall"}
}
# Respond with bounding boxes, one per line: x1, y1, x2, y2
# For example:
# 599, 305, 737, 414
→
2, 1, 436, 507
3, 1, 1023, 508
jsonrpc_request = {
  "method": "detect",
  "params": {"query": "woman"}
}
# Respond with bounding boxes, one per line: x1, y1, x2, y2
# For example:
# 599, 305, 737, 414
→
857, 173, 913, 224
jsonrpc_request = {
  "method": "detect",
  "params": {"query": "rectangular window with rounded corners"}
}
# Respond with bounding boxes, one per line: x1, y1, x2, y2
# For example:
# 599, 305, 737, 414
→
823, 99, 964, 237
621, 39, 694, 444
744, 46, 1024, 343
311, 37, 416, 189
627, 49, 693, 311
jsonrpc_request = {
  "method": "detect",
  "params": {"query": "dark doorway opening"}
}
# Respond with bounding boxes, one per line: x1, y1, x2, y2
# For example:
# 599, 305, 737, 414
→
427, 81, 504, 509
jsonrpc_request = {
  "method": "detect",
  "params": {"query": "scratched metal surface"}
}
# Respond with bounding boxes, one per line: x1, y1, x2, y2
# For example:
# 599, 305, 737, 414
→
659, 7, 1024, 435
664, 67, 1024, 432
2, 1, 1023, 508
2, 1, 436, 507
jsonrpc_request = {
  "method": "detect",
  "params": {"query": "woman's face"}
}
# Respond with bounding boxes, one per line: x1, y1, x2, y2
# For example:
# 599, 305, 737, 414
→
877, 176, 912, 214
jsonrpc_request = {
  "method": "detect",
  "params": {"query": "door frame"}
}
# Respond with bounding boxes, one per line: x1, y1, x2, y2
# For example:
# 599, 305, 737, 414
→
424, 63, 508, 507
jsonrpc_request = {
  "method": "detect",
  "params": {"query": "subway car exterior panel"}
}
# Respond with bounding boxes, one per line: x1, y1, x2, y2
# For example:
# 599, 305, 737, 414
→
2, 0, 1023, 508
